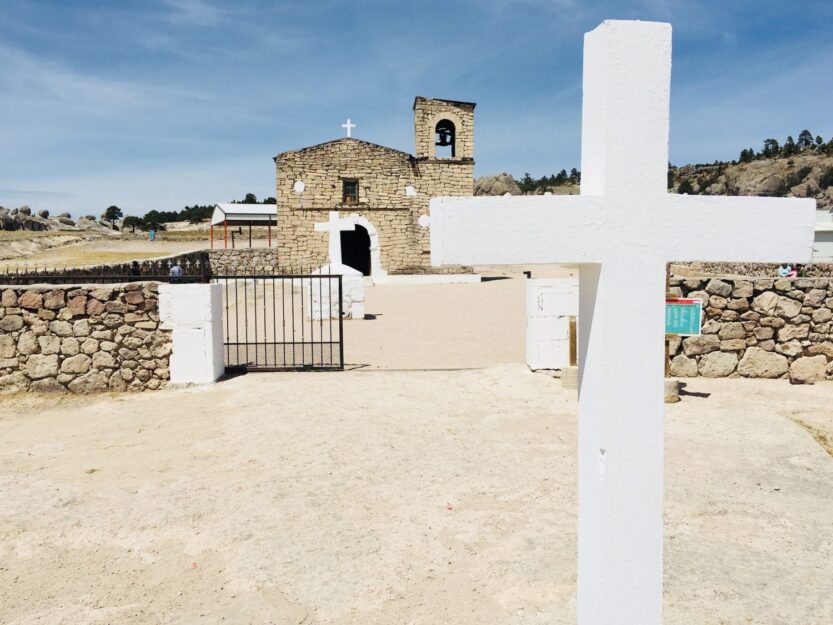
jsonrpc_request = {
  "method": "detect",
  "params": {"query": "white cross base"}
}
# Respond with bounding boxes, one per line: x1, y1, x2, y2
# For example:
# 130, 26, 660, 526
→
314, 210, 356, 266
429, 20, 815, 625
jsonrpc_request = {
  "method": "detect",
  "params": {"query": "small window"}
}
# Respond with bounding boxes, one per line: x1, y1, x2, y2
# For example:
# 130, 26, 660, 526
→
342, 179, 358, 205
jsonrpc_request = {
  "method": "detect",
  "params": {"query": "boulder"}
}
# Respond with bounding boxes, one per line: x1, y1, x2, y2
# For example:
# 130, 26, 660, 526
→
789, 355, 827, 384
737, 347, 789, 378
16, 332, 38, 355
669, 355, 698, 377
60, 337, 80, 356
775, 296, 802, 319
67, 371, 109, 393
42, 290, 65, 310
17, 291, 43, 309
92, 352, 116, 369
61, 354, 91, 374
26, 354, 59, 379
812, 308, 832, 323
776, 324, 809, 342
775, 340, 803, 357
49, 320, 73, 336
1, 289, 17, 307
0, 371, 29, 393
682, 334, 720, 356
73, 319, 91, 337
705, 279, 732, 297
30, 378, 66, 393
718, 322, 746, 340
804, 288, 827, 307
38, 335, 61, 355
0, 315, 24, 332
807, 342, 833, 359
752, 292, 779, 315
0, 335, 16, 358
732, 281, 753, 298
698, 351, 738, 377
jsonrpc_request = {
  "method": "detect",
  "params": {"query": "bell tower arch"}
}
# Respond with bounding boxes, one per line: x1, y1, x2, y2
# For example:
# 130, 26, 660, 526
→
413, 96, 475, 161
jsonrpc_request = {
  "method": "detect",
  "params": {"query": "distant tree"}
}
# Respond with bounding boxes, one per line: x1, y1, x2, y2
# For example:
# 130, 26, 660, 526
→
761, 138, 779, 158
518, 173, 536, 194
263, 196, 277, 204
243, 193, 258, 204
677, 179, 694, 195
781, 135, 798, 157
569, 168, 580, 182
103, 205, 123, 228
738, 148, 755, 163
122, 216, 144, 233
667, 168, 675, 189
815, 135, 825, 148
797, 129, 814, 150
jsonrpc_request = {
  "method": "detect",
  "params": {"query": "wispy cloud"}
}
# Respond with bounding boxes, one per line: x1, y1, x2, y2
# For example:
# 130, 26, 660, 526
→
160, 0, 229, 27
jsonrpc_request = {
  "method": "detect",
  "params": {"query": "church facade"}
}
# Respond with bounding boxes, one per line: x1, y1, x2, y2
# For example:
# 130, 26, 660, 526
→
274, 97, 475, 277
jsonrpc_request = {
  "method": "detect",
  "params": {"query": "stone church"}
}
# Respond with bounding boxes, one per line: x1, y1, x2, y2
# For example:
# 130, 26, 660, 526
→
274, 97, 475, 277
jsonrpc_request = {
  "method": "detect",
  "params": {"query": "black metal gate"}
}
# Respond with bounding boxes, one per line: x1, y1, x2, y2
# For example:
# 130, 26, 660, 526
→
213, 273, 344, 372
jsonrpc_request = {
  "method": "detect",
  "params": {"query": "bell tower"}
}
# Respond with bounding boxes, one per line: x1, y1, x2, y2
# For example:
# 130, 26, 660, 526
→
413, 96, 475, 162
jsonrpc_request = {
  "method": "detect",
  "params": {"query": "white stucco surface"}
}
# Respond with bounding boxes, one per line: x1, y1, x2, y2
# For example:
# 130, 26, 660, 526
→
377, 274, 481, 285
429, 20, 816, 625
309, 263, 365, 320
526, 278, 578, 370
159, 283, 224, 385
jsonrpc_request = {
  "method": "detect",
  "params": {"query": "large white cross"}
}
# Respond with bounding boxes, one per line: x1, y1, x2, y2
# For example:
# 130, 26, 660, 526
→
429, 20, 815, 625
341, 117, 356, 138
314, 210, 355, 266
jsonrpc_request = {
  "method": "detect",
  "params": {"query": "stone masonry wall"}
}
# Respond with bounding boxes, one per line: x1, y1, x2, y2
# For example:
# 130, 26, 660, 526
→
0, 283, 171, 393
207, 249, 282, 274
668, 276, 833, 382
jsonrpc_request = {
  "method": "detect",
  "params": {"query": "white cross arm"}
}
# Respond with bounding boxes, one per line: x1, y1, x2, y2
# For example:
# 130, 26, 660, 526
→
429, 195, 610, 266
662, 195, 816, 263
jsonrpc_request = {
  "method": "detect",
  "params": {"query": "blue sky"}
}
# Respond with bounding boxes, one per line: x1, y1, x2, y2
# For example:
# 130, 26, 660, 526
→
1, 0, 831, 217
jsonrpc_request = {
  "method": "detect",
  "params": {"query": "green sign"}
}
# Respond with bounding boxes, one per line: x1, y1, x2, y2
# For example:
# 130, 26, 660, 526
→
665, 298, 702, 336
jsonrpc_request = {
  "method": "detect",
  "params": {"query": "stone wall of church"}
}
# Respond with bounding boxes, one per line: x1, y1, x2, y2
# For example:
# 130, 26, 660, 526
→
275, 138, 473, 274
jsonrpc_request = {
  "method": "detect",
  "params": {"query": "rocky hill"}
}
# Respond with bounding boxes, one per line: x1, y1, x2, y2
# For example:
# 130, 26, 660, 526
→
0, 206, 116, 233
669, 152, 833, 210
476, 149, 833, 211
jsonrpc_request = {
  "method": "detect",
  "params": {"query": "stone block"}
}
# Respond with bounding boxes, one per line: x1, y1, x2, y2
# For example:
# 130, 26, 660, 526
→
43, 290, 65, 310
68, 371, 109, 393
718, 322, 745, 340
0, 335, 16, 358
61, 354, 91, 374
789, 355, 827, 384
698, 351, 738, 377
682, 334, 719, 356
737, 347, 789, 378
26, 354, 59, 379
777, 325, 810, 342
18, 292, 43, 309
0, 315, 24, 332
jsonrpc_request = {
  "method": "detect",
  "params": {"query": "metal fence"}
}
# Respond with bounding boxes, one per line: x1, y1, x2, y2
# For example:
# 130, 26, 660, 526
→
213, 273, 344, 372
0, 256, 209, 285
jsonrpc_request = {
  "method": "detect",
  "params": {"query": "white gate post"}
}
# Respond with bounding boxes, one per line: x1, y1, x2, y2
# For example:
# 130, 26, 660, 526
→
526, 277, 578, 370
159, 283, 224, 384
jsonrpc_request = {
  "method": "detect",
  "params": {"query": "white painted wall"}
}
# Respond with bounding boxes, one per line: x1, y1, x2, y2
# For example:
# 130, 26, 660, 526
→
159, 283, 224, 385
526, 278, 578, 370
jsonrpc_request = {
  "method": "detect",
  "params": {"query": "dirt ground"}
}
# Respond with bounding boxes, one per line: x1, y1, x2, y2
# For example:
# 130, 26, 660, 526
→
1, 273, 832, 625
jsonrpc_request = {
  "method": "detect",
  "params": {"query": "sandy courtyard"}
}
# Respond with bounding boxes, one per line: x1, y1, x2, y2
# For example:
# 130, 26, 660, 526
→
1, 274, 832, 624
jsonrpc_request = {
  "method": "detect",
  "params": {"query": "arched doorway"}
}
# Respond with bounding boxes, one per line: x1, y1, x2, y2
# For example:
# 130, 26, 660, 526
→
341, 224, 371, 275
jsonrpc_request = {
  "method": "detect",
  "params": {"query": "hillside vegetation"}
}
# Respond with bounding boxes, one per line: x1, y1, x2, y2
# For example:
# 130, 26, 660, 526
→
476, 130, 833, 211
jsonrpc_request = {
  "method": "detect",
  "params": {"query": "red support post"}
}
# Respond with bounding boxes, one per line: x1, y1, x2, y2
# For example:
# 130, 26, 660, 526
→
210, 224, 214, 249
268, 220, 272, 248
224, 219, 228, 249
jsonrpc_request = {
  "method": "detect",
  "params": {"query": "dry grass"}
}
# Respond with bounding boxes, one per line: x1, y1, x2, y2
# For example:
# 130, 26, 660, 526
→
0, 250, 174, 269
0, 230, 83, 240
